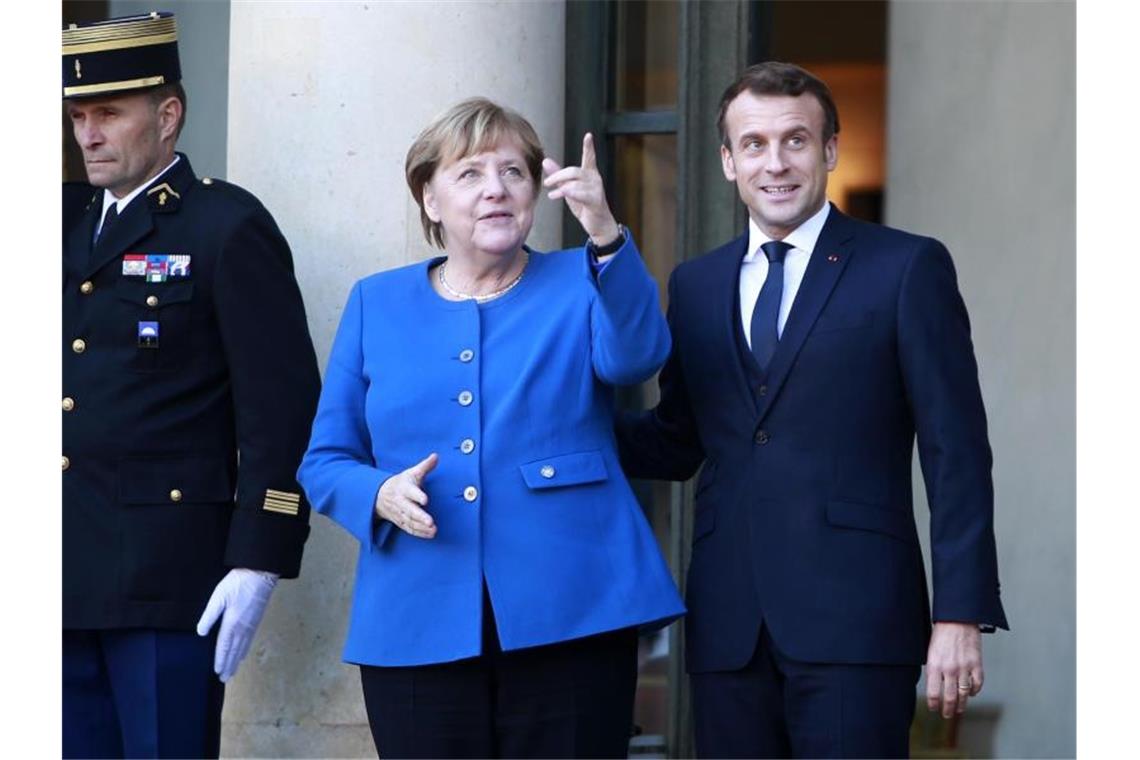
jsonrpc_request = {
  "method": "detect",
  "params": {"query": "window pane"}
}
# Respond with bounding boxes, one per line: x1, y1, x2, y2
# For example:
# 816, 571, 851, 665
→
612, 133, 677, 312
614, 0, 679, 111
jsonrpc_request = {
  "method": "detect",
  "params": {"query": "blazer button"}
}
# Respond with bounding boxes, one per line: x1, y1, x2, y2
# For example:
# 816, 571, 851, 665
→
459, 349, 474, 363
170, 489, 183, 502
540, 465, 556, 479
460, 438, 476, 454
457, 390, 473, 406
72, 338, 87, 354
463, 486, 478, 502
62, 397, 75, 412
80, 281, 94, 295
146, 295, 160, 308
62, 456, 70, 471
754, 429, 770, 445
757, 384, 768, 396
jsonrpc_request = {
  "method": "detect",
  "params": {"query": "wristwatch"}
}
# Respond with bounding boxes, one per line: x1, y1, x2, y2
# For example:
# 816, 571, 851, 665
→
589, 224, 627, 258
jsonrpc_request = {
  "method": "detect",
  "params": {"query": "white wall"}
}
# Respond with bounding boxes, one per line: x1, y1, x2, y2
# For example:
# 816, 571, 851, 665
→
110, 0, 230, 180
223, 2, 566, 755
887, 1, 1075, 757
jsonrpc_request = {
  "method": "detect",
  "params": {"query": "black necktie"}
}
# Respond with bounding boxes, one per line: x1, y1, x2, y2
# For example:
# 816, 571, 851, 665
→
749, 240, 792, 373
94, 203, 119, 246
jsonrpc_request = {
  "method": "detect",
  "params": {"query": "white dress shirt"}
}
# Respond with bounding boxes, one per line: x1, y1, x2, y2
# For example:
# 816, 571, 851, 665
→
739, 202, 831, 349
94, 155, 181, 238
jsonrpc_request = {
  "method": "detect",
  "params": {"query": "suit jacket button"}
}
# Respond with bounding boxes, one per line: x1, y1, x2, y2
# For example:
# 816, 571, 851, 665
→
62, 456, 70, 471
459, 349, 474, 363
540, 465, 556, 479
460, 438, 476, 454
170, 489, 183, 502
754, 429, 770, 445
146, 295, 159, 308
80, 281, 94, 295
72, 338, 86, 353
757, 384, 768, 396
62, 397, 75, 412
457, 390, 473, 407
463, 486, 478, 502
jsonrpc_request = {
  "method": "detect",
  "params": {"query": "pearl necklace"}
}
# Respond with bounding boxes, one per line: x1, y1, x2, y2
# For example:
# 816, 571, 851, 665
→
438, 251, 529, 303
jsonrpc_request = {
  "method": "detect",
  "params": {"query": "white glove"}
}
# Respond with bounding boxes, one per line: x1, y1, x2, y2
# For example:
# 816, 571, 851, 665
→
195, 568, 278, 683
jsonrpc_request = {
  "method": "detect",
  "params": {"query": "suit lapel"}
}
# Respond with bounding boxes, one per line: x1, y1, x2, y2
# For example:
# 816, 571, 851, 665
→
754, 206, 857, 425
84, 197, 154, 278
64, 192, 101, 281
708, 232, 756, 409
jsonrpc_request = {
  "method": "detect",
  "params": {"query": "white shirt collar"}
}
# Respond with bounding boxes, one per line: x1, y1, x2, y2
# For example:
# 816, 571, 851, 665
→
742, 201, 832, 263
99, 154, 181, 221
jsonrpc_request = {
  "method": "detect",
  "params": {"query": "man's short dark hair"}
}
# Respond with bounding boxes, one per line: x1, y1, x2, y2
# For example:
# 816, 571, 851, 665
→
716, 62, 840, 148
148, 82, 187, 139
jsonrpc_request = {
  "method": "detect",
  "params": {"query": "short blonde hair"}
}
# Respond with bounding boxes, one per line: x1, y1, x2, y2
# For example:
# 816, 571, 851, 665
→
405, 97, 545, 248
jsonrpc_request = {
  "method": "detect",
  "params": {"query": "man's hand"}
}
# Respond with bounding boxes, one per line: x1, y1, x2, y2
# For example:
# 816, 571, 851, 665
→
925, 621, 985, 718
542, 133, 621, 249
195, 568, 278, 683
376, 453, 439, 539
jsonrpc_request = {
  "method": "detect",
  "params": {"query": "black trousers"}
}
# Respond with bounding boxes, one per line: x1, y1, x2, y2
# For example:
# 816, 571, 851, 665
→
359, 589, 638, 759
692, 625, 920, 759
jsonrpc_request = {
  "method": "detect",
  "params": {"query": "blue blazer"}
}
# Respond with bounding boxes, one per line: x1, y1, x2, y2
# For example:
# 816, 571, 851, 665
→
618, 207, 1008, 672
299, 238, 685, 666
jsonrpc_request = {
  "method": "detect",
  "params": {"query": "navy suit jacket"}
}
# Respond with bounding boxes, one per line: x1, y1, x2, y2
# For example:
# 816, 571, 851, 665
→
618, 206, 1008, 672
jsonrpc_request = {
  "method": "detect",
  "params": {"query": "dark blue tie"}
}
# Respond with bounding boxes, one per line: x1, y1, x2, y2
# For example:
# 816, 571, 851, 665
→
94, 202, 119, 246
750, 240, 792, 373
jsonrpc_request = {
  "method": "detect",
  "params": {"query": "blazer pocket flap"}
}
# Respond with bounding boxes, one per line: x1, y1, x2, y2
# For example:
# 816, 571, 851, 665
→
116, 279, 195, 307
826, 499, 912, 542
520, 450, 608, 490
119, 455, 234, 505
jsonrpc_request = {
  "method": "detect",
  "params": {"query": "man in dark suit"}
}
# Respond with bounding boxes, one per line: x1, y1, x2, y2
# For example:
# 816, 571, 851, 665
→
618, 62, 1008, 758
61, 13, 320, 758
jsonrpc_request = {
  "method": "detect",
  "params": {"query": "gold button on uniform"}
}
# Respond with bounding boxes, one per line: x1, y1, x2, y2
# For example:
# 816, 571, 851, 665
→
459, 349, 474, 363
62, 456, 70, 471
457, 390, 473, 407
80, 281, 94, 295
540, 465, 556, 479
72, 338, 86, 353
146, 295, 159, 308
460, 438, 476, 454
62, 397, 75, 411
463, 486, 478, 502
170, 489, 183, 502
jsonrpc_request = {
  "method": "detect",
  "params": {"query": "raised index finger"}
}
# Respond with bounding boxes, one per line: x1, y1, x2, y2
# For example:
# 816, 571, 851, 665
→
581, 132, 597, 171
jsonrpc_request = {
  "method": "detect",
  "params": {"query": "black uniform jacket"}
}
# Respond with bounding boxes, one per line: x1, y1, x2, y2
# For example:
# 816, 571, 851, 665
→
63, 154, 321, 630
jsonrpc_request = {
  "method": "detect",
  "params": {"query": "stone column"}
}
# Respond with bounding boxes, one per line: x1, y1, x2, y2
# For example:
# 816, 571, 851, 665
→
887, 2, 1075, 757
224, 2, 565, 755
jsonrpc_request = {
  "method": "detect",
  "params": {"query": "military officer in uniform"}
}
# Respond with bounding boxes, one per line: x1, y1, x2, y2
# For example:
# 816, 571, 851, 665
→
61, 13, 321, 758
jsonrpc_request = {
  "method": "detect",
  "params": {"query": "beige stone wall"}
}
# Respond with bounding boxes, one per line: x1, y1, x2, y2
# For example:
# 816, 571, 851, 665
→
223, 2, 566, 755
887, 1, 1076, 757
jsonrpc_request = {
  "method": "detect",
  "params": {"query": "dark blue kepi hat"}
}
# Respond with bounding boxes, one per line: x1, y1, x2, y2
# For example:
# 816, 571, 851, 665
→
62, 11, 181, 99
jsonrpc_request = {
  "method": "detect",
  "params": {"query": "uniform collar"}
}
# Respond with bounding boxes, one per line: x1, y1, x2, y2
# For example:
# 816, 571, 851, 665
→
98, 154, 181, 223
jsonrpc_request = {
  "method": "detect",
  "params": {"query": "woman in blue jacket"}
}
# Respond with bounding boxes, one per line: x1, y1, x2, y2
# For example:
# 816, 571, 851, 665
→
298, 97, 684, 758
